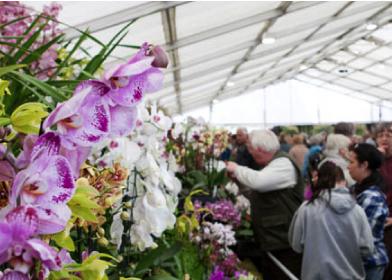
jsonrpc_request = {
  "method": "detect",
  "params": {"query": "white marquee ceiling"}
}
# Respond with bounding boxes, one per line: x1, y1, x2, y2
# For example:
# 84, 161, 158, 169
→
25, 1, 392, 116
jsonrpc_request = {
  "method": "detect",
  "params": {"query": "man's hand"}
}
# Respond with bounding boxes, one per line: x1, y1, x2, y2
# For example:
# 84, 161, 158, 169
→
385, 217, 392, 228
378, 145, 388, 155
226, 161, 238, 173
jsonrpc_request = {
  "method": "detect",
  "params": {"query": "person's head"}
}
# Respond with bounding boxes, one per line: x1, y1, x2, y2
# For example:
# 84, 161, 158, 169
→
308, 133, 325, 147
236, 127, 248, 145
348, 143, 383, 184
334, 122, 354, 137
324, 133, 351, 160
309, 161, 346, 204
292, 134, 304, 145
375, 123, 392, 154
248, 129, 280, 166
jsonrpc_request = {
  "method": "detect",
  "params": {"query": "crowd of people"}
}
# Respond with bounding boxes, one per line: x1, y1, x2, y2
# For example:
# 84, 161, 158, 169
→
224, 122, 392, 280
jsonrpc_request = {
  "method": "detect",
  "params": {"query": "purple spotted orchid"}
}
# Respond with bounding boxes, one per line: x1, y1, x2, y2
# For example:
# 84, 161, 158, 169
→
104, 42, 167, 108
43, 43, 167, 146
43, 81, 111, 147
16, 132, 91, 176
0, 206, 69, 279
10, 132, 76, 234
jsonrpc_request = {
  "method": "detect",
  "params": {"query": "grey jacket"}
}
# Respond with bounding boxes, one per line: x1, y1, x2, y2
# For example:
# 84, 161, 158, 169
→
289, 187, 374, 280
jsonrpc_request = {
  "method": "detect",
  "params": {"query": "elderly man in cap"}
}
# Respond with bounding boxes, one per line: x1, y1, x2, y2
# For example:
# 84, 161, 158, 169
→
226, 129, 303, 280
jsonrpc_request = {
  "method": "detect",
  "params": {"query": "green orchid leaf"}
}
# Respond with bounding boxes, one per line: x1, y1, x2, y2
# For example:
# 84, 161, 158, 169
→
69, 204, 98, 222
0, 65, 26, 77
0, 117, 11, 126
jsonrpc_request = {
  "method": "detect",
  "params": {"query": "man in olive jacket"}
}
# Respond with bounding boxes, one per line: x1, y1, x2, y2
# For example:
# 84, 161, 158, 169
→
226, 129, 304, 280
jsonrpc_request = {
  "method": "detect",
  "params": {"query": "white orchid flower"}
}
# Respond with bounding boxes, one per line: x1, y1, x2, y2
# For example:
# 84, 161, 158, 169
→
130, 221, 155, 251
110, 212, 124, 249
225, 182, 239, 196
136, 187, 176, 237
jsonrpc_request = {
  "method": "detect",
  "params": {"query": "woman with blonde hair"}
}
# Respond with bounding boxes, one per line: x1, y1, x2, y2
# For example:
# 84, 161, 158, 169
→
289, 134, 309, 169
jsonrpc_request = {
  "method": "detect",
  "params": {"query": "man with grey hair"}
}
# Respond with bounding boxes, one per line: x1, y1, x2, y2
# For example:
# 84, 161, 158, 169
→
233, 127, 258, 169
319, 133, 355, 186
226, 129, 303, 280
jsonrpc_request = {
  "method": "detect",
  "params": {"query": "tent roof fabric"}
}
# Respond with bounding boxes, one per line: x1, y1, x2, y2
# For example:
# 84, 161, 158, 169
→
26, 1, 392, 115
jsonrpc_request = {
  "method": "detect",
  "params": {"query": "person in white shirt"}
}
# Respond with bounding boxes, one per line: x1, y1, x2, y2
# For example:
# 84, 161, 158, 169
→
226, 129, 303, 280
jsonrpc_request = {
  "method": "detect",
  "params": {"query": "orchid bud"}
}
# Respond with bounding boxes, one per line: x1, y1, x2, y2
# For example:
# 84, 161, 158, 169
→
124, 201, 133, 209
97, 237, 109, 246
150, 45, 169, 68
97, 227, 105, 237
104, 197, 115, 208
120, 211, 130, 221
10, 102, 48, 134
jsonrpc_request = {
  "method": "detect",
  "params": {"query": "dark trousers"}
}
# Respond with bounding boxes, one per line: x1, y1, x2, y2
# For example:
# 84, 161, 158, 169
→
260, 248, 302, 280
383, 226, 392, 280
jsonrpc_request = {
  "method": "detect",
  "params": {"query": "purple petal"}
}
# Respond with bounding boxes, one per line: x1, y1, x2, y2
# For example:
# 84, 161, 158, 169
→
60, 144, 91, 177
0, 271, 29, 280
74, 80, 110, 97
6, 206, 38, 242
34, 155, 75, 205
104, 43, 151, 80
13, 154, 75, 208
127, 42, 150, 64
26, 238, 58, 269
0, 160, 15, 182
10, 170, 29, 205
110, 105, 137, 137
0, 222, 12, 255
15, 135, 38, 169
109, 56, 154, 78
57, 249, 74, 265
108, 68, 163, 107
63, 93, 110, 147
30, 132, 60, 161
43, 82, 92, 129
35, 204, 71, 234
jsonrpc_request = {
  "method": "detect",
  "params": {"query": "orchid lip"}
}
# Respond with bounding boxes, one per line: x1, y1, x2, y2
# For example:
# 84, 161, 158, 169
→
60, 115, 83, 129
24, 184, 45, 195
110, 77, 128, 89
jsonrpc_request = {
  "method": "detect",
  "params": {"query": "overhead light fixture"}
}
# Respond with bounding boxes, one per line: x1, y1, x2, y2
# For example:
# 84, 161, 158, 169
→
366, 22, 378, 31
227, 81, 235, 87
336, 66, 350, 75
262, 35, 276, 45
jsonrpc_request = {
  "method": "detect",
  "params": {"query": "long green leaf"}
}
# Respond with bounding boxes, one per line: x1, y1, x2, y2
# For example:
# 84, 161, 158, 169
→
77, 53, 104, 80
57, 21, 105, 47
10, 75, 50, 106
0, 15, 31, 31
106, 19, 136, 48
134, 242, 182, 276
0, 65, 26, 77
10, 71, 67, 103
83, 30, 128, 78
21, 34, 64, 65
9, 15, 43, 54
118, 44, 141, 49
51, 32, 89, 78
76, 19, 136, 80
10, 28, 42, 64
47, 80, 82, 88
100, 31, 129, 66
